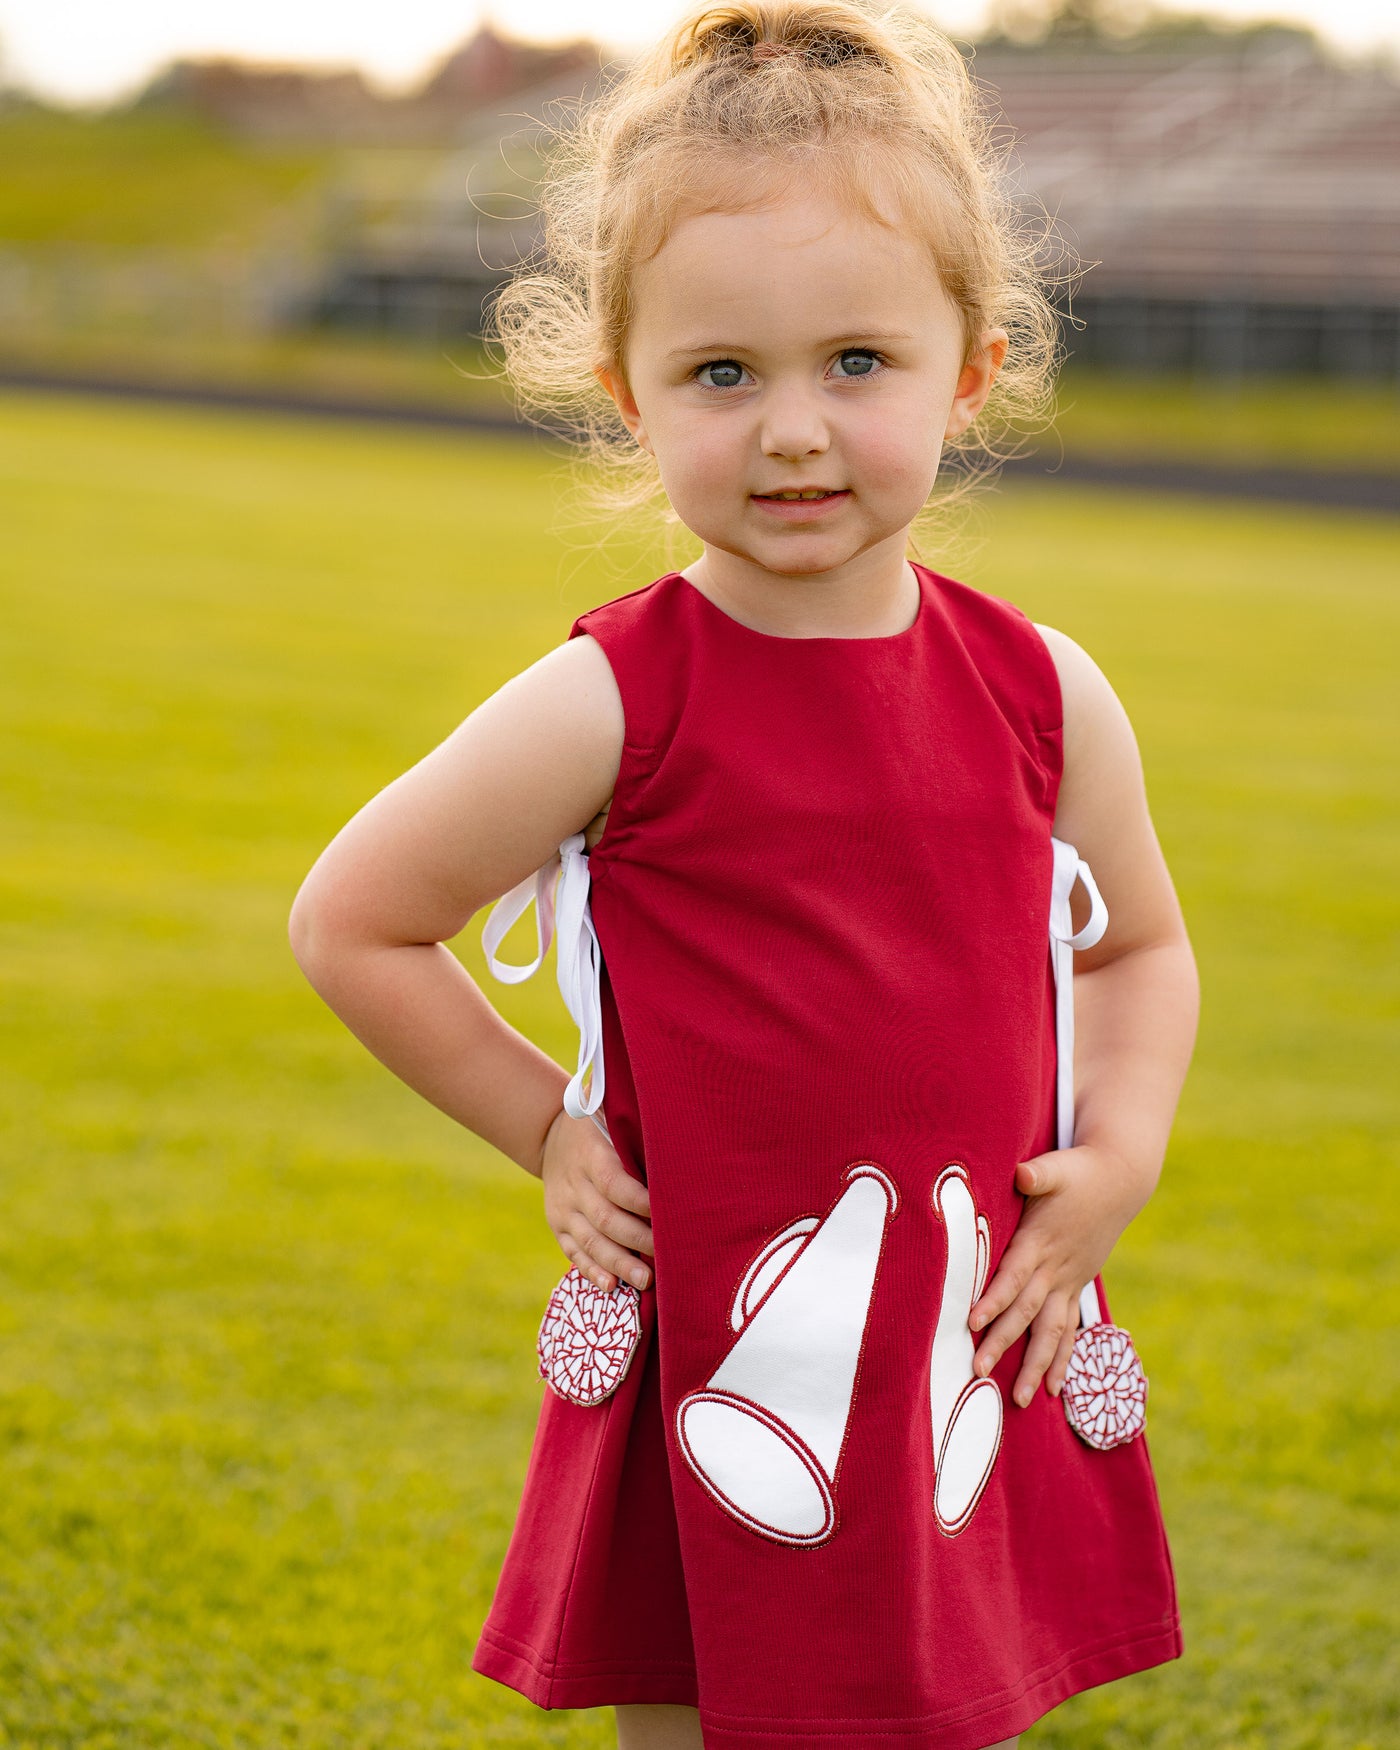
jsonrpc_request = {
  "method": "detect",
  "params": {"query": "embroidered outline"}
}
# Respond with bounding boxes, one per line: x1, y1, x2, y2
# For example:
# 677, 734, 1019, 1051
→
537, 1266, 643, 1407
675, 1388, 837, 1547
928, 1162, 1004, 1538
1063, 1320, 1148, 1450
675, 1161, 898, 1548
729, 1217, 821, 1332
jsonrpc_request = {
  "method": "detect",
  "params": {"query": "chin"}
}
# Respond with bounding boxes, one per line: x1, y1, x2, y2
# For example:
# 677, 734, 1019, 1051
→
760, 545, 869, 578
743, 535, 860, 575
764, 557, 846, 578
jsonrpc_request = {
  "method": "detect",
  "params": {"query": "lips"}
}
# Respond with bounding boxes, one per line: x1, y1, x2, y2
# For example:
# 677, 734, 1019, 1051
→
753, 489, 844, 500
751, 489, 851, 521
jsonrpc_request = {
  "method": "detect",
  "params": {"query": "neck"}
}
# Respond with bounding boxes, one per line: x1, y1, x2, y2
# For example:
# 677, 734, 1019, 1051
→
683, 535, 921, 639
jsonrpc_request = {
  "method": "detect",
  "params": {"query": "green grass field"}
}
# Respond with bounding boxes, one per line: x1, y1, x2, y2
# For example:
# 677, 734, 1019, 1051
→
1, 391, 1396, 1747
0, 108, 335, 249
4, 332, 1397, 479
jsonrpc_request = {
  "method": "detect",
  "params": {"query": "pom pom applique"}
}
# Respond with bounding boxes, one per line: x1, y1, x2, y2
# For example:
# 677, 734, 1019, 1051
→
537, 1267, 643, 1407
1063, 1321, 1148, 1450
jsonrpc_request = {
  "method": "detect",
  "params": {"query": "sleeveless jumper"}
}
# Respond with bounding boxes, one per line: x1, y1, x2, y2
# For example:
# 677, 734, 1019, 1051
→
470, 564, 1181, 1748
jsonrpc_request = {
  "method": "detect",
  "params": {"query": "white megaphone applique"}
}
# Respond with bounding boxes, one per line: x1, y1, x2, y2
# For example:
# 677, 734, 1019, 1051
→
928, 1164, 1004, 1535
675, 1163, 899, 1547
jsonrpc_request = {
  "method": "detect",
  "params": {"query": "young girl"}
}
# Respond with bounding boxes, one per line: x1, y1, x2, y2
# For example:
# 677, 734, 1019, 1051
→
289, 3, 1199, 1746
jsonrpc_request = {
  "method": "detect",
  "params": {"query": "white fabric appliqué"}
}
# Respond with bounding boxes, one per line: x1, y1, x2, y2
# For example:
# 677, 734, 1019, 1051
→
1049, 836, 1149, 1451
537, 1267, 644, 1407
929, 1163, 1003, 1535
676, 1163, 899, 1547
1061, 1319, 1148, 1449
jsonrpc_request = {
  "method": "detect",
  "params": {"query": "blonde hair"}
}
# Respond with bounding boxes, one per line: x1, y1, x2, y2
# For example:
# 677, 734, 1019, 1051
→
486, 0, 1069, 552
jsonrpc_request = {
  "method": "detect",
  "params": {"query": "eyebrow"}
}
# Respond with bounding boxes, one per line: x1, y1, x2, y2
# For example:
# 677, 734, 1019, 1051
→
665, 332, 916, 361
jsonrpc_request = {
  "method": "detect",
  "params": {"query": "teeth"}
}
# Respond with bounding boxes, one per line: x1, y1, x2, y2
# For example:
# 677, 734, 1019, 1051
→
768, 490, 833, 500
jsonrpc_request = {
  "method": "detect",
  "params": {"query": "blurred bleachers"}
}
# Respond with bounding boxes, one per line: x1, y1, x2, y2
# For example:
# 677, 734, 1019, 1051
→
312, 34, 1400, 378
1, 25, 1396, 383
975, 38, 1400, 373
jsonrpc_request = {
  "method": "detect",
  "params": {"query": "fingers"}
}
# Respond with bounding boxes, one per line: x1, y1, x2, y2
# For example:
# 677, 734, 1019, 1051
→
540, 1111, 653, 1293
560, 1185, 653, 1291
1014, 1152, 1056, 1196
975, 1279, 1080, 1409
972, 1262, 1049, 1381
969, 1237, 1034, 1335
579, 1182, 654, 1259
1045, 1316, 1081, 1400
971, 1147, 1099, 1403
1011, 1297, 1074, 1408
605, 1164, 651, 1222
562, 1171, 653, 1293
562, 1229, 651, 1294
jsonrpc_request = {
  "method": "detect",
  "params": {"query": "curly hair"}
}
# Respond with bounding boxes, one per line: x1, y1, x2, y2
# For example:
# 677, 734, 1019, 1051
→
485, 0, 1071, 552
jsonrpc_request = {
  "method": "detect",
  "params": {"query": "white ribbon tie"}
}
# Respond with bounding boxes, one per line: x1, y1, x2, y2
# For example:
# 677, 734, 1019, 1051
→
481, 832, 609, 1138
1049, 836, 1109, 1329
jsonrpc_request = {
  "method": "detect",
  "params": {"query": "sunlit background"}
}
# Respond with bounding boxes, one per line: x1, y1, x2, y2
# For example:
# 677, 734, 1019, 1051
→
3, 0, 1398, 101
2, 0, 1399, 398
1, 1, 1396, 1745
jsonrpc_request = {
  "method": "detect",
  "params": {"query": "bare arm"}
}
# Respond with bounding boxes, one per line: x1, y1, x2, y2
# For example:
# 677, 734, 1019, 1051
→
288, 632, 654, 1292
968, 624, 1200, 1404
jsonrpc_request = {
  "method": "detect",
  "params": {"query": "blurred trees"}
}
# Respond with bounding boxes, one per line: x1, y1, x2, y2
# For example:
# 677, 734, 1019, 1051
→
981, 0, 1324, 53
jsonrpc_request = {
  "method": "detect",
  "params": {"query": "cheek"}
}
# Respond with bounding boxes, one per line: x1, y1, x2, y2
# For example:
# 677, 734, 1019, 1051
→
853, 412, 944, 493
655, 419, 739, 505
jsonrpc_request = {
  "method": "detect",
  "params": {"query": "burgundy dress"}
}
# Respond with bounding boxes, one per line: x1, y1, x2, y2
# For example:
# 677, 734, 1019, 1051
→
470, 564, 1180, 1748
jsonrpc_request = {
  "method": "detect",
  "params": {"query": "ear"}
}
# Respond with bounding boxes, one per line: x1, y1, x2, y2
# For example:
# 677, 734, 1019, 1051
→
594, 363, 652, 454
945, 327, 1010, 442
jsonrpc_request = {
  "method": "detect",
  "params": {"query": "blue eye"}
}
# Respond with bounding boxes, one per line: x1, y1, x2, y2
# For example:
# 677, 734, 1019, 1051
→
833, 349, 881, 378
696, 359, 747, 389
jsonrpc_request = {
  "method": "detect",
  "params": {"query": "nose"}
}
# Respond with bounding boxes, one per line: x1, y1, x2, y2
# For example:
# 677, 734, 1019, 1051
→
759, 381, 831, 462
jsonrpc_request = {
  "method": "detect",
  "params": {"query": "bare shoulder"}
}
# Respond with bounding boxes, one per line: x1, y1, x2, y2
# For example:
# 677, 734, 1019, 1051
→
1032, 623, 1142, 796
412, 630, 625, 889
471, 632, 624, 788
474, 633, 623, 855
1032, 623, 1184, 961
1034, 623, 1128, 731
291, 633, 623, 949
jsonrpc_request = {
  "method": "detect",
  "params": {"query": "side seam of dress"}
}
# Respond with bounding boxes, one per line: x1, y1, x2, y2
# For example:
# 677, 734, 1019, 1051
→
470, 579, 700, 1710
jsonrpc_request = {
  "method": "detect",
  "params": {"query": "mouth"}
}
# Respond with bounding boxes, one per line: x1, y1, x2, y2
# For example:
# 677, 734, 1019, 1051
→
751, 488, 850, 520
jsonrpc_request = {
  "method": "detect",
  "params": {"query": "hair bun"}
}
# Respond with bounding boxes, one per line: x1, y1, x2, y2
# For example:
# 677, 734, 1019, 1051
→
674, 3, 887, 74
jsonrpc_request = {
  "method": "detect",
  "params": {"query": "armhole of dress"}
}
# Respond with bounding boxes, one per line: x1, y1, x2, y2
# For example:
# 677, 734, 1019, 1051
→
927, 573, 1064, 824
1018, 610, 1067, 825
567, 615, 664, 864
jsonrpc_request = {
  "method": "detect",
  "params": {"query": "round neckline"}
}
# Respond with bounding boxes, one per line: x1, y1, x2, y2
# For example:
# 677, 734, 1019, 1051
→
670, 564, 927, 645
